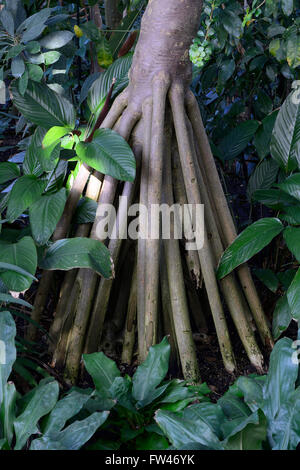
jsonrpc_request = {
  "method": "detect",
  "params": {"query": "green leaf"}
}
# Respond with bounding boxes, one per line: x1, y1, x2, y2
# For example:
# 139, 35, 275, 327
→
27, 64, 43, 82
0, 237, 37, 291
0, 162, 20, 184
43, 51, 61, 66
76, 129, 136, 182
155, 408, 223, 450
282, 0, 294, 16
0, 10, 15, 36
252, 188, 298, 210
30, 411, 109, 450
219, 9, 243, 38
43, 389, 92, 435
0, 382, 17, 446
28, 126, 60, 173
14, 379, 59, 450
253, 112, 278, 159
18, 69, 28, 95
280, 206, 300, 225
287, 267, 300, 320
284, 226, 300, 261
25, 41, 40, 54
11, 56, 25, 78
12, 80, 76, 130
43, 126, 71, 148
270, 89, 300, 170
272, 294, 292, 340
253, 268, 279, 293
224, 410, 267, 450
278, 173, 300, 201
236, 376, 266, 412
39, 31, 74, 49
218, 121, 259, 160
132, 337, 170, 403
40, 238, 112, 278
83, 352, 120, 397
7, 174, 46, 222
29, 189, 67, 245
286, 25, 300, 68
7, 44, 25, 59
74, 197, 97, 224
0, 311, 16, 407
88, 54, 132, 111
263, 337, 298, 420
217, 218, 284, 279
247, 159, 279, 199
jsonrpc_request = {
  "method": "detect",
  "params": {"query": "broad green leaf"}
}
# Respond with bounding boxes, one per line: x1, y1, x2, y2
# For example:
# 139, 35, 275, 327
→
29, 189, 67, 245
280, 206, 300, 225
132, 337, 170, 402
253, 268, 279, 293
18, 9, 51, 42
263, 337, 298, 420
0, 311, 16, 407
27, 126, 60, 173
74, 197, 97, 224
12, 80, 76, 130
43, 389, 92, 435
43, 51, 61, 66
11, 56, 25, 78
218, 121, 259, 161
76, 129, 135, 182
40, 238, 112, 278
0, 162, 20, 184
83, 352, 120, 397
286, 25, 300, 68
269, 388, 300, 450
30, 411, 109, 450
224, 410, 267, 450
136, 432, 169, 451
7, 44, 25, 59
236, 376, 266, 412
39, 31, 74, 49
253, 111, 278, 159
278, 173, 300, 201
14, 379, 59, 450
272, 294, 292, 340
219, 9, 243, 38
88, 54, 133, 112
270, 89, 300, 170
0, 10, 15, 36
7, 174, 46, 222
155, 408, 223, 450
109, 376, 136, 412
25, 41, 40, 54
247, 159, 279, 199
0, 382, 17, 446
252, 188, 298, 210
287, 267, 300, 320
27, 64, 43, 82
217, 218, 284, 279
0, 237, 37, 291
284, 226, 300, 261
18, 69, 28, 95
43, 126, 71, 148
282, 0, 294, 16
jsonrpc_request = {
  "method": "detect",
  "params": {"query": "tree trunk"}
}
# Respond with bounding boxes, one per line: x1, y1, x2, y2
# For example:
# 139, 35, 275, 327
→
46, 0, 272, 383
105, 0, 122, 29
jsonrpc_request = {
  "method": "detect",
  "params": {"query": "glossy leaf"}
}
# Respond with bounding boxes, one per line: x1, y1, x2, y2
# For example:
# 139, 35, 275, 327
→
253, 268, 279, 293
14, 379, 59, 450
40, 238, 112, 278
39, 31, 74, 49
0, 237, 37, 291
217, 218, 284, 279
218, 120, 259, 160
272, 294, 292, 340
284, 226, 300, 261
132, 337, 170, 403
287, 267, 300, 320
278, 173, 300, 201
271, 89, 300, 170
0, 162, 20, 184
12, 81, 76, 130
6, 175, 46, 222
0, 311, 16, 407
76, 129, 135, 182
29, 188, 67, 245
83, 352, 120, 397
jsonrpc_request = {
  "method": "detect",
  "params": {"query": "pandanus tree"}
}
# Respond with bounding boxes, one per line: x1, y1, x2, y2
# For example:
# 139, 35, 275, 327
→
29, 0, 273, 383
